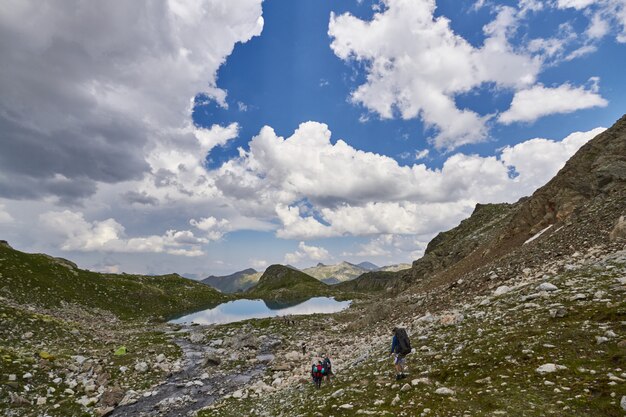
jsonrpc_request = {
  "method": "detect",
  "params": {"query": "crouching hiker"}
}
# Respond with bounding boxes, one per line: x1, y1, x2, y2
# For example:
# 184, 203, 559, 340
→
390, 327, 411, 380
311, 361, 323, 388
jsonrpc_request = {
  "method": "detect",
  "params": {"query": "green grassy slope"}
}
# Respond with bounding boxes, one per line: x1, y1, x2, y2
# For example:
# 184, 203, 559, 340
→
0, 243, 228, 320
246, 264, 333, 300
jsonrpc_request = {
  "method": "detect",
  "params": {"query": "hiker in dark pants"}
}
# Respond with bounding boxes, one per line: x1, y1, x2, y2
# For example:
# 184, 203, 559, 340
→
311, 361, 323, 388
322, 354, 333, 385
390, 327, 411, 380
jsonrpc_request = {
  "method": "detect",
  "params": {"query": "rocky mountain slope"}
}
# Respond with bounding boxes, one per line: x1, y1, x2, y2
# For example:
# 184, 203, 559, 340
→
303, 261, 368, 284
201, 268, 262, 293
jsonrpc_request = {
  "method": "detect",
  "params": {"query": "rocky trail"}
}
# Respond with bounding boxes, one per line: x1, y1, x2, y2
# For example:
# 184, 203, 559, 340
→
109, 328, 273, 417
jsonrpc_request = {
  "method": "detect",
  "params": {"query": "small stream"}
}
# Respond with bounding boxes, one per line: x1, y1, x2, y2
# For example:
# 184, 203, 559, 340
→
108, 329, 270, 417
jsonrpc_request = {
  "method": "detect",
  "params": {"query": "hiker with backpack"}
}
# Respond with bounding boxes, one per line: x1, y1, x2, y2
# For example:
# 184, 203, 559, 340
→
311, 360, 323, 388
322, 354, 333, 384
390, 327, 411, 380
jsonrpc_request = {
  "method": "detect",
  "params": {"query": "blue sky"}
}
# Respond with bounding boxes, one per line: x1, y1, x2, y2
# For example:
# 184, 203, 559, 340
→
0, 0, 625, 277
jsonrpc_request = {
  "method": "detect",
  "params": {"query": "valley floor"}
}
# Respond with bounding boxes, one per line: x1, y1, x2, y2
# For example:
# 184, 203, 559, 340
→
2, 246, 625, 417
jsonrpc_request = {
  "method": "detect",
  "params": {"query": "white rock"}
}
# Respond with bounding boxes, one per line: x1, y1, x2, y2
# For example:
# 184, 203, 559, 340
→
331, 389, 345, 398
493, 286, 511, 296
536, 283, 558, 292
189, 333, 205, 344
119, 366, 128, 373
53, 377, 62, 384
8, 374, 16, 381
64, 388, 75, 395
435, 387, 455, 396
411, 378, 431, 386
620, 395, 626, 411
134, 362, 149, 373
232, 390, 243, 399
596, 336, 609, 344
22, 373, 33, 379
401, 383, 411, 392
36, 397, 47, 405
391, 394, 400, 406
339, 404, 353, 409
536, 363, 567, 374
373, 399, 384, 406
155, 354, 166, 363
73, 355, 87, 365
605, 330, 617, 338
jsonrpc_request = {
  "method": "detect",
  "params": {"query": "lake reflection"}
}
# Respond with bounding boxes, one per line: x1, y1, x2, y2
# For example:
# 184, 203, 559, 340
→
170, 297, 351, 325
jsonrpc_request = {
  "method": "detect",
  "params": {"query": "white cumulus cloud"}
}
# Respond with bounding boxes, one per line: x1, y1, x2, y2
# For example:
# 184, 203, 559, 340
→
213, 121, 604, 240
328, 0, 541, 149
499, 81, 608, 124
284, 242, 331, 265
40, 210, 207, 257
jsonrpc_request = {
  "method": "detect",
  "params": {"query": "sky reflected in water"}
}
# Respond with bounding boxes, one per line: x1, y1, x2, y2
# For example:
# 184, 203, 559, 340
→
170, 297, 351, 325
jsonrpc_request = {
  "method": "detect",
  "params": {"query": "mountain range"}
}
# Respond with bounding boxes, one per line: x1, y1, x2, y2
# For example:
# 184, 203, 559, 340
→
201, 261, 411, 293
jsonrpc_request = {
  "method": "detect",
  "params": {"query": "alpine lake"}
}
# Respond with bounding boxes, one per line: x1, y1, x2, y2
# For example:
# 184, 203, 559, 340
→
169, 296, 351, 325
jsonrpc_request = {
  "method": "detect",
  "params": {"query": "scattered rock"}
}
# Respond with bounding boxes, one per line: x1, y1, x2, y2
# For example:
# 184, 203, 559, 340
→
435, 387, 455, 396
189, 333, 205, 344
536, 363, 567, 374
549, 308, 567, 318
391, 394, 400, 406
134, 362, 149, 373
401, 383, 411, 392
331, 389, 345, 398
493, 286, 511, 296
536, 283, 558, 292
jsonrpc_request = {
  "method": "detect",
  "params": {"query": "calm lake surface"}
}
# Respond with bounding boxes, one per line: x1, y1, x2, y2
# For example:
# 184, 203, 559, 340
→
170, 297, 351, 325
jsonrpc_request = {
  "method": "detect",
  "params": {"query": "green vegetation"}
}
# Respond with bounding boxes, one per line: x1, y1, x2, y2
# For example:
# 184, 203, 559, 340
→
245, 264, 335, 301
0, 244, 228, 320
